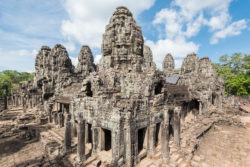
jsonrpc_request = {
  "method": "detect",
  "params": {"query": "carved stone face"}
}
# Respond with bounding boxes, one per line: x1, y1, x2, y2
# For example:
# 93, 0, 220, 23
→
133, 40, 142, 55
117, 45, 128, 56
102, 40, 112, 56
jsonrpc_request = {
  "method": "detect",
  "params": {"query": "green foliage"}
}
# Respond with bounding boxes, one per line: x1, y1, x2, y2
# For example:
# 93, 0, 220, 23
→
0, 70, 34, 97
214, 53, 250, 96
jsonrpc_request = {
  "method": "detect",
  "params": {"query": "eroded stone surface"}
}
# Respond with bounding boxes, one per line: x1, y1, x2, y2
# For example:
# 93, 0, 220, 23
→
5, 6, 243, 167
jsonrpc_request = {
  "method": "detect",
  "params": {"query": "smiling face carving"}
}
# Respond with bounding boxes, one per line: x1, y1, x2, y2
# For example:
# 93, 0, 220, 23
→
102, 7, 144, 58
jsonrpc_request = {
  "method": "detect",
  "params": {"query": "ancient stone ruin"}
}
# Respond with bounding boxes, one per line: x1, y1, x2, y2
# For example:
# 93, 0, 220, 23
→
5, 6, 246, 167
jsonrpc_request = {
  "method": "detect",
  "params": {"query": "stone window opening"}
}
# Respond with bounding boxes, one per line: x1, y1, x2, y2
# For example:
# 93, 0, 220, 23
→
86, 82, 93, 97
154, 82, 163, 95
138, 127, 147, 154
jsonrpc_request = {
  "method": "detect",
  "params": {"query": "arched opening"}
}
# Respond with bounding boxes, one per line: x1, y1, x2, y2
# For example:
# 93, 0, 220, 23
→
154, 82, 163, 95
86, 82, 93, 97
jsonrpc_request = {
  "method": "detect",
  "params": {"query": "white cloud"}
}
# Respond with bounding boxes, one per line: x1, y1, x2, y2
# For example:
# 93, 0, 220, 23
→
0, 48, 37, 72
64, 40, 76, 52
61, 0, 155, 48
69, 56, 78, 66
94, 54, 102, 64
150, 0, 247, 69
146, 38, 198, 69
210, 19, 247, 44
175, 59, 183, 69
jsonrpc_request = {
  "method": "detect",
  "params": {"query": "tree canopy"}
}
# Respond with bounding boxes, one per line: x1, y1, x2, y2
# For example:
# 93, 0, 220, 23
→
0, 70, 34, 97
213, 53, 250, 96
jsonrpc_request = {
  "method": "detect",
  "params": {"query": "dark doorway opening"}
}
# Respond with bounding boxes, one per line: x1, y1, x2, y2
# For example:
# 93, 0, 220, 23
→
64, 104, 70, 113
138, 127, 146, 154
86, 82, 93, 97
155, 123, 161, 146
155, 82, 163, 95
212, 93, 216, 105
103, 129, 112, 151
87, 124, 92, 143
169, 110, 174, 137
189, 99, 199, 111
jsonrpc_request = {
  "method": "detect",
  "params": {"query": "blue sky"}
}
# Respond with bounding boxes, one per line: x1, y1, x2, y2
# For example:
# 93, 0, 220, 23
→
0, 0, 249, 72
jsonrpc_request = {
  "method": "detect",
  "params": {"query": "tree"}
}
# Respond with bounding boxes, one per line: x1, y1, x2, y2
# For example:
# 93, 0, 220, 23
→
214, 53, 250, 96
0, 70, 34, 97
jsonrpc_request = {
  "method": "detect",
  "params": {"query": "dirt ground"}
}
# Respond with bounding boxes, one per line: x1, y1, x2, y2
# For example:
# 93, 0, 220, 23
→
1, 107, 250, 167
0, 136, 44, 167
192, 116, 250, 167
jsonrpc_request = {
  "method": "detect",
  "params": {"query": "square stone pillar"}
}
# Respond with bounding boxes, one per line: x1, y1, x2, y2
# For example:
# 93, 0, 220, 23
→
148, 124, 156, 158
161, 109, 170, 162
53, 113, 57, 124
85, 123, 88, 144
199, 101, 202, 115
174, 106, 181, 147
125, 120, 133, 167
111, 130, 120, 166
48, 104, 53, 123
58, 112, 64, 128
64, 114, 72, 152
77, 119, 86, 162
91, 126, 99, 155
15, 96, 18, 106
29, 96, 32, 108
23, 97, 27, 113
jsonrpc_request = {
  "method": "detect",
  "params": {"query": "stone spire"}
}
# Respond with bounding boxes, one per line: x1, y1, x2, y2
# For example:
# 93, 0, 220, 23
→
143, 45, 156, 70
99, 6, 144, 71
163, 53, 175, 76
76, 45, 96, 78
35, 46, 51, 78
181, 53, 199, 74
198, 57, 216, 78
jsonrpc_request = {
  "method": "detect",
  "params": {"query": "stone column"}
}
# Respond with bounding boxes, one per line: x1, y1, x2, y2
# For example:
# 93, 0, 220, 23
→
91, 126, 99, 155
99, 128, 105, 151
161, 110, 170, 162
77, 119, 86, 161
48, 104, 53, 123
53, 113, 57, 124
125, 118, 133, 167
64, 114, 72, 152
58, 112, 64, 128
148, 124, 156, 157
29, 96, 32, 108
16, 96, 18, 106
199, 101, 202, 115
23, 96, 27, 113
85, 123, 89, 144
111, 130, 120, 166
3, 88, 8, 110
174, 106, 181, 147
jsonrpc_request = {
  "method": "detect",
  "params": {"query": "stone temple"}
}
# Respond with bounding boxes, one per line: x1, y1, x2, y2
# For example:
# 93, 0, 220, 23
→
10, 6, 225, 167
